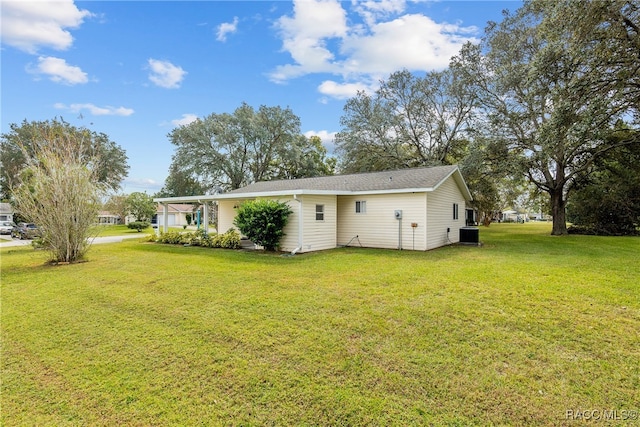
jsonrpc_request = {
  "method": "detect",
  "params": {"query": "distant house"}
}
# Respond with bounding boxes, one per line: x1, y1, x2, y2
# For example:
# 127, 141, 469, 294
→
156, 203, 198, 227
155, 165, 473, 253
0, 203, 14, 222
500, 210, 527, 223
97, 211, 121, 225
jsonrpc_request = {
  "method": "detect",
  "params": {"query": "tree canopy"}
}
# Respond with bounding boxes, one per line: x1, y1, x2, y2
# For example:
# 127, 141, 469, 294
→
1, 118, 128, 200
451, 0, 639, 235
335, 68, 476, 173
331, 1, 639, 233
155, 164, 207, 198
167, 103, 334, 192
126, 192, 156, 222
567, 127, 640, 235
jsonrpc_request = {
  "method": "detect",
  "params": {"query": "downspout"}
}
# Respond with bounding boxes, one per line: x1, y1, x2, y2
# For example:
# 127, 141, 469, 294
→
291, 194, 303, 255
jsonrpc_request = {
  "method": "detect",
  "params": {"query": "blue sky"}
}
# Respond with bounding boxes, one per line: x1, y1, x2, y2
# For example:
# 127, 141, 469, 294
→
1, 0, 520, 194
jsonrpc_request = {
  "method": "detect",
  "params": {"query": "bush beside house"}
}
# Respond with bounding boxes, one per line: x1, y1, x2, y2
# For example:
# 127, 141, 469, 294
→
233, 200, 293, 251
153, 229, 241, 249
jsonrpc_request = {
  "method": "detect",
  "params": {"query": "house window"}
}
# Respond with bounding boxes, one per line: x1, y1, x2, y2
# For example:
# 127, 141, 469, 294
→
355, 200, 367, 214
315, 204, 324, 221
453, 203, 459, 220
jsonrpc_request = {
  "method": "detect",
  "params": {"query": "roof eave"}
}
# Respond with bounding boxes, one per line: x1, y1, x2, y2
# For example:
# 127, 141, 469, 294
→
154, 187, 443, 204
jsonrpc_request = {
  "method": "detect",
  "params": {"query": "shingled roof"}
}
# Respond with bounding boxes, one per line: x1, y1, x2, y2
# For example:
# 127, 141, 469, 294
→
155, 165, 472, 203
228, 165, 464, 195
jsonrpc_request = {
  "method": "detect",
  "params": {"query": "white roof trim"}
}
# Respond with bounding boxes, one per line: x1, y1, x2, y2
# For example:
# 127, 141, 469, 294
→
155, 186, 457, 204
157, 187, 433, 202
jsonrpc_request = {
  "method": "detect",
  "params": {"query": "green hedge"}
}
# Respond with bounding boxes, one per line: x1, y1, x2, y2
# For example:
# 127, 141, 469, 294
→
152, 229, 241, 249
127, 221, 150, 232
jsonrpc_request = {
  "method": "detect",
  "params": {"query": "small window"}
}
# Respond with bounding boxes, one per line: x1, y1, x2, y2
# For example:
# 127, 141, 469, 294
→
315, 204, 324, 221
355, 200, 367, 214
453, 203, 459, 220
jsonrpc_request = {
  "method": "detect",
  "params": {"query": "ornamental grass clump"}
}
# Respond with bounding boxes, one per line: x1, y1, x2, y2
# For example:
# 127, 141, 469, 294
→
11, 128, 104, 264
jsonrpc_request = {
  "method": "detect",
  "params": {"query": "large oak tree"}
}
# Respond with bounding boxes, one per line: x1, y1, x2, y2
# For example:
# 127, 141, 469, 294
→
335, 68, 476, 173
167, 103, 334, 192
1, 118, 128, 200
453, 0, 639, 235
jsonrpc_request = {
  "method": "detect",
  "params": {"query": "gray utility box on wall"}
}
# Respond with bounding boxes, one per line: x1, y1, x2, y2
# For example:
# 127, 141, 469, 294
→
459, 227, 480, 244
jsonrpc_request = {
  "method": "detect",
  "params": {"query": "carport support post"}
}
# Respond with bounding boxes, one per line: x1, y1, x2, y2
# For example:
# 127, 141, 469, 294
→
161, 203, 169, 233
202, 203, 209, 234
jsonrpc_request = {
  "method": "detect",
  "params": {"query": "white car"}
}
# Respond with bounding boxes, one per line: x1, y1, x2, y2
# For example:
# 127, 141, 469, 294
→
0, 221, 16, 235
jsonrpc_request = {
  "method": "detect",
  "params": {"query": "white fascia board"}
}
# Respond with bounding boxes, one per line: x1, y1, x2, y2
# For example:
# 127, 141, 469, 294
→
345, 188, 433, 196
154, 195, 213, 203
154, 188, 439, 204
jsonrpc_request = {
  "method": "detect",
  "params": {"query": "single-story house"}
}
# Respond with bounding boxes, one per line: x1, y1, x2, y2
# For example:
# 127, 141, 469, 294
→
97, 211, 121, 225
0, 203, 14, 222
500, 210, 527, 223
155, 165, 473, 253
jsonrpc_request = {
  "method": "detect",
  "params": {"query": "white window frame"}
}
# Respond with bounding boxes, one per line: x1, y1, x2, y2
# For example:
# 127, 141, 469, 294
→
355, 200, 367, 214
315, 204, 325, 221
453, 203, 459, 220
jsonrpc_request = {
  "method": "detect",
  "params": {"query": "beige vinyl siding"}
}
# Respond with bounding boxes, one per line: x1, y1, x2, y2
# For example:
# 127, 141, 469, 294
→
219, 198, 298, 248
272, 195, 336, 253
217, 200, 239, 234
218, 196, 337, 253
337, 193, 427, 250
426, 176, 467, 250
288, 194, 337, 253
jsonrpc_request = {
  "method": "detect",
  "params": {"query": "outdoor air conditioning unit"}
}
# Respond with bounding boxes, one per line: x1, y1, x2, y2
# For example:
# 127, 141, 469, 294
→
459, 227, 480, 244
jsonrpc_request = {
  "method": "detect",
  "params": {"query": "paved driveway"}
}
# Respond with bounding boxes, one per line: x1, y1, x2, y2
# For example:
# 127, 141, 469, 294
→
0, 234, 146, 248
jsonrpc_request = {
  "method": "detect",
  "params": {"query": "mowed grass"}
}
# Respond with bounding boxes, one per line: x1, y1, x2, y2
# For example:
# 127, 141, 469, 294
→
1, 223, 638, 426
91, 224, 153, 237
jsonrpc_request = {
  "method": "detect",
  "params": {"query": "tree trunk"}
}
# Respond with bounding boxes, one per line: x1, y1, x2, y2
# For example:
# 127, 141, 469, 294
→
550, 189, 568, 235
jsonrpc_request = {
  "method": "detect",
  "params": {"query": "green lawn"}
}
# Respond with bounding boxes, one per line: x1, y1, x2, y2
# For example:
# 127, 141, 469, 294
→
1, 223, 638, 426
91, 224, 158, 236
92, 224, 197, 237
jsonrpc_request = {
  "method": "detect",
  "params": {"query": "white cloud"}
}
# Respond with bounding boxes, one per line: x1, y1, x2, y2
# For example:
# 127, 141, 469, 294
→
29, 56, 88, 85
0, 0, 92, 53
147, 59, 187, 89
270, 0, 479, 99
304, 129, 338, 153
270, 0, 348, 81
341, 14, 477, 75
171, 114, 199, 127
55, 103, 134, 116
216, 17, 239, 42
353, 0, 407, 27
122, 178, 161, 193
318, 80, 376, 99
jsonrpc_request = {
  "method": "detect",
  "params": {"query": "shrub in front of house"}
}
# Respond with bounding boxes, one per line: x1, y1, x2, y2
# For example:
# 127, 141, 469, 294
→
233, 200, 292, 251
156, 230, 183, 244
155, 229, 240, 249
213, 229, 241, 249
127, 221, 150, 232
183, 229, 212, 246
